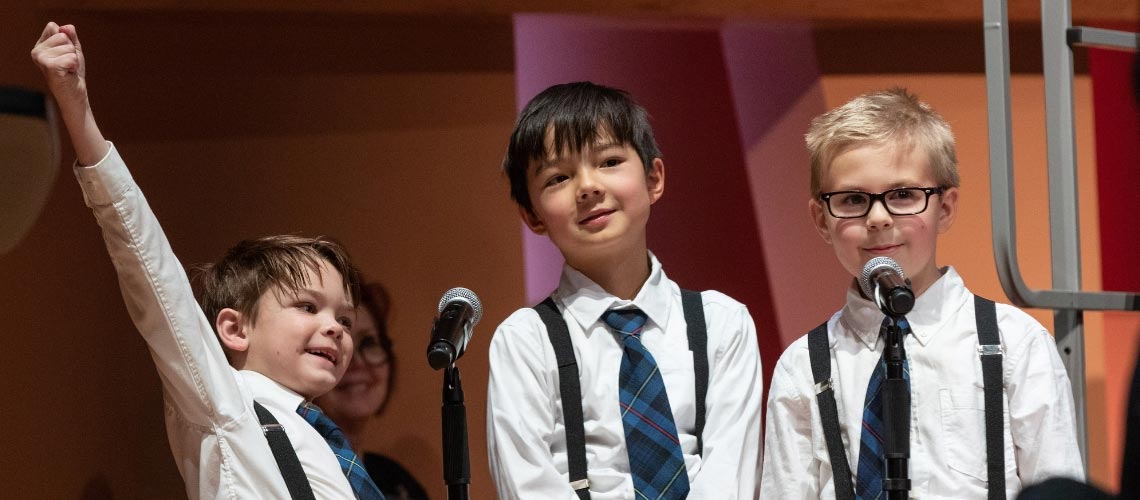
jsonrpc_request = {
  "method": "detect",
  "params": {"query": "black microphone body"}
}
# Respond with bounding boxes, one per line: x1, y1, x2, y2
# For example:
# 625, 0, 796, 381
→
427, 287, 483, 371
860, 257, 915, 317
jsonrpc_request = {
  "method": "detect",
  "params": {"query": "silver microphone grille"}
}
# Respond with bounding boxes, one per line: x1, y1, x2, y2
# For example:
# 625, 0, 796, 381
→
438, 287, 483, 326
859, 256, 906, 298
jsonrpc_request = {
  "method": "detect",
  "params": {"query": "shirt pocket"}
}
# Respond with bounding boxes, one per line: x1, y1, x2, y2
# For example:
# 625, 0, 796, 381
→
938, 384, 1012, 483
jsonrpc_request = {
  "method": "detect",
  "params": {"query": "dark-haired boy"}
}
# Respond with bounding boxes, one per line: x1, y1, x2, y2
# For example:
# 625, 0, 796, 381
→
487, 82, 764, 499
33, 23, 385, 499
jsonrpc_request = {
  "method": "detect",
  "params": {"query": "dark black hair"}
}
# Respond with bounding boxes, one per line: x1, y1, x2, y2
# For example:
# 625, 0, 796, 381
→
502, 81, 661, 214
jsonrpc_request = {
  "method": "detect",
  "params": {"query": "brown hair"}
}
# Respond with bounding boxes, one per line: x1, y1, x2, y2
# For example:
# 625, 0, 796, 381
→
195, 235, 361, 333
805, 87, 960, 196
358, 281, 397, 414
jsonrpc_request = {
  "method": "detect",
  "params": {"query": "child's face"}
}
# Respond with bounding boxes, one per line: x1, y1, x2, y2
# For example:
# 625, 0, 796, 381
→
520, 130, 664, 268
810, 141, 958, 297
241, 260, 357, 399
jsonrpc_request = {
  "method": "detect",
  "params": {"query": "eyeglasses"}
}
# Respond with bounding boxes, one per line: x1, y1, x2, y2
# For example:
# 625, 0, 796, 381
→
355, 335, 390, 367
818, 187, 944, 219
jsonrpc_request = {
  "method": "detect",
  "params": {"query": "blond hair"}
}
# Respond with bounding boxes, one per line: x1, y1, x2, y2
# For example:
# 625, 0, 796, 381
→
805, 87, 959, 196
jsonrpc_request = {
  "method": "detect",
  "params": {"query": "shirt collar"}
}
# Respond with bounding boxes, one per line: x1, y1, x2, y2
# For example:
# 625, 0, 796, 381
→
839, 266, 970, 348
240, 369, 308, 409
555, 251, 672, 335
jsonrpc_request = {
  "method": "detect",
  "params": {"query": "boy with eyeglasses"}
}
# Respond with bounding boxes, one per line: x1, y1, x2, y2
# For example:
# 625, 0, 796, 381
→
759, 88, 1084, 498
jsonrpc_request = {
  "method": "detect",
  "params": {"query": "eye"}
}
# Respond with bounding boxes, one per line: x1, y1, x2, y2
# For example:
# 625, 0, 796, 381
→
888, 189, 916, 201
338, 317, 354, 329
837, 192, 868, 206
602, 157, 623, 168
296, 302, 316, 313
544, 173, 569, 187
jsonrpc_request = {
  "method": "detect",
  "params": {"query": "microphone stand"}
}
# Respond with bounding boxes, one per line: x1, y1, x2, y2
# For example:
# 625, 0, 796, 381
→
441, 364, 470, 500
881, 314, 912, 500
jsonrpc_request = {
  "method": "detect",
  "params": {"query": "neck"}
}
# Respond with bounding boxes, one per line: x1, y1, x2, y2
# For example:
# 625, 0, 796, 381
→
570, 248, 651, 300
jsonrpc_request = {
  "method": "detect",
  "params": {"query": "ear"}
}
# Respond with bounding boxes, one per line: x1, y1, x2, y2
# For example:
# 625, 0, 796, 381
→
646, 158, 665, 204
809, 197, 832, 243
216, 308, 251, 353
518, 205, 546, 235
936, 186, 959, 233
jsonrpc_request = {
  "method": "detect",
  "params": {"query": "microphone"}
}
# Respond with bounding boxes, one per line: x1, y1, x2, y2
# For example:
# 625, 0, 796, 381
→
859, 257, 915, 316
427, 287, 483, 370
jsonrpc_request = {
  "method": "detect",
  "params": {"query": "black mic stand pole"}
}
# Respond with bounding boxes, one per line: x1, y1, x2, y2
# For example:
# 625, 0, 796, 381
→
882, 314, 912, 500
442, 363, 470, 500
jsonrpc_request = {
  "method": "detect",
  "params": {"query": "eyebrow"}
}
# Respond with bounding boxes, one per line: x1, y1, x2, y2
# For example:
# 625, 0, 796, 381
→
831, 181, 927, 192
291, 287, 356, 311
533, 140, 626, 173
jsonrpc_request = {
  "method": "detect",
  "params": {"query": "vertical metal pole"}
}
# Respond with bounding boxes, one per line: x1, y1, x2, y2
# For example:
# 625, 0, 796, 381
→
1041, 0, 1088, 470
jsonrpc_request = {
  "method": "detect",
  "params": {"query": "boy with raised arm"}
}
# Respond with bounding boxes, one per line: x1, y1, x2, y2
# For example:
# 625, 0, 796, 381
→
32, 22, 385, 499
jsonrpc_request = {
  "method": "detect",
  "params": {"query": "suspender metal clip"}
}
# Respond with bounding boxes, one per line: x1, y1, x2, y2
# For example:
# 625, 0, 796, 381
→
261, 423, 284, 435
814, 378, 833, 395
977, 344, 1004, 356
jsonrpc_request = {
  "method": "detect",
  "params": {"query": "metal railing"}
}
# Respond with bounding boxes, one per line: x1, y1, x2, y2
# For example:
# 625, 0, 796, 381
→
983, 0, 1139, 471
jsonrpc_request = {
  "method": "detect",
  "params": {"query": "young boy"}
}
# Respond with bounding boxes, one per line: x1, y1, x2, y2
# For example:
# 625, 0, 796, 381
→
760, 88, 1084, 498
32, 23, 385, 499
486, 82, 764, 499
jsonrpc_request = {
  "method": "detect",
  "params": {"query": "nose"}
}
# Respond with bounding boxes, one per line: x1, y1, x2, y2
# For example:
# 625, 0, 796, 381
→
321, 315, 343, 339
577, 169, 603, 202
865, 198, 893, 230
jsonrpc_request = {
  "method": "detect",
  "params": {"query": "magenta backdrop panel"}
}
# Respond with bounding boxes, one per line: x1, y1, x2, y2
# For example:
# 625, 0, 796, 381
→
512, 14, 783, 384
721, 21, 850, 348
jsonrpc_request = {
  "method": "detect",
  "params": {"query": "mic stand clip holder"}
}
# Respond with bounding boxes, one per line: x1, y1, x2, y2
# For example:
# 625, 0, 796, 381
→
882, 314, 912, 500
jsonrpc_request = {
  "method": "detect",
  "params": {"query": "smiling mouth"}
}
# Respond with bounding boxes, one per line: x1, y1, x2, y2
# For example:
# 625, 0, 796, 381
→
579, 210, 614, 225
306, 350, 336, 365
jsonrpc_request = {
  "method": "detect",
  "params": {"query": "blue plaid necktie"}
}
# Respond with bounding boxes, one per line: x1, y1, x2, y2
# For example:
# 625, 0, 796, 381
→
297, 402, 386, 500
603, 308, 690, 500
854, 318, 911, 500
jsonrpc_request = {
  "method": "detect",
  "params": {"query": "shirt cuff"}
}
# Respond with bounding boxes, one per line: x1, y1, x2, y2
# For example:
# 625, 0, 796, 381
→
72, 141, 132, 207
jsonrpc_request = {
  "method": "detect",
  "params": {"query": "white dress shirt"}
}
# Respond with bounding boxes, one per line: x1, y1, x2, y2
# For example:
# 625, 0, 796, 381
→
487, 254, 764, 499
760, 267, 1084, 499
74, 144, 356, 499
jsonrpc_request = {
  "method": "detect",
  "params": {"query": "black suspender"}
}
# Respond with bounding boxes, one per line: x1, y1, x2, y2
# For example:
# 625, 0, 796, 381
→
533, 289, 709, 499
807, 321, 856, 500
681, 289, 710, 454
975, 295, 1006, 500
535, 297, 591, 500
253, 401, 317, 500
807, 296, 1006, 499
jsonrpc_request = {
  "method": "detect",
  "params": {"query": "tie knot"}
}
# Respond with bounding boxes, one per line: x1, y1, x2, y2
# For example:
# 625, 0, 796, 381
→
602, 308, 648, 336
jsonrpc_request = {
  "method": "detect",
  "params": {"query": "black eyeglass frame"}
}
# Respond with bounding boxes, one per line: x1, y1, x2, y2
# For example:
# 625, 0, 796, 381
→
818, 186, 945, 219
354, 336, 390, 367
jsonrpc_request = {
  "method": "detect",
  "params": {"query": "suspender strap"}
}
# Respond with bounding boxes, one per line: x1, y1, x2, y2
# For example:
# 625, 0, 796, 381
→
974, 295, 1006, 500
807, 321, 856, 500
253, 401, 317, 500
535, 297, 591, 500
534, 291, 711, 498
680, 288, 709, 454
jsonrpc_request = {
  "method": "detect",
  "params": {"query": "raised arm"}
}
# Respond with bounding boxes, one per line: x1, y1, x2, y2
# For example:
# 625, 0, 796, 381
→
30, 22, 108, 165
31, 23, 246, 429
